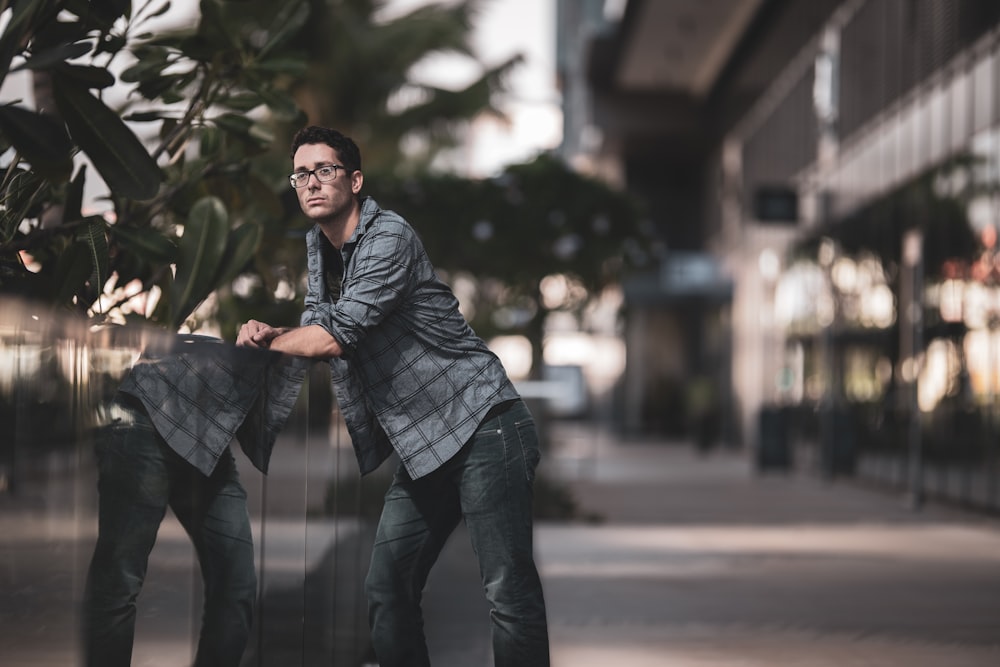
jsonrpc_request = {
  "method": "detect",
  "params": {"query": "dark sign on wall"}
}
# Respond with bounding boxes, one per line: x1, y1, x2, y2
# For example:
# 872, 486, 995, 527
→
753, 186, 798, 223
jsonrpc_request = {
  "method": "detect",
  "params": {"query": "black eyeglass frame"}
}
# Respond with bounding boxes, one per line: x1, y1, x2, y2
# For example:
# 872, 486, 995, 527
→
289, 164, 349, 188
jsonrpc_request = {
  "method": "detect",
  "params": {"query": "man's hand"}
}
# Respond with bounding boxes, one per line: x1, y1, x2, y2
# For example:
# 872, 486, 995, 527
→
237, 320, 285, 349
238, 321, 343, 359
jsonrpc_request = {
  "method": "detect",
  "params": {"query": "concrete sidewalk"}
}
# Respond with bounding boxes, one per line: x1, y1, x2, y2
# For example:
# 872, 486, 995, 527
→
422, 421, 1000, 666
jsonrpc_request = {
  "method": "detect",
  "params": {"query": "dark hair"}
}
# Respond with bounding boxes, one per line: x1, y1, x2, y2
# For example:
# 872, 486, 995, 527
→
290, 126, 362, 172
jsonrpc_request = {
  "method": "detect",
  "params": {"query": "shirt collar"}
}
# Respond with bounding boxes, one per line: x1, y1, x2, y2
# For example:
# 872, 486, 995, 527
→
343, 196, 380, 246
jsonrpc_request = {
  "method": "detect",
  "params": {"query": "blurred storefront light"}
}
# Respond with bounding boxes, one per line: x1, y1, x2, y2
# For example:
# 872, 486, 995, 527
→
919, 339, 959, 412
965, 329, 1000, 396
861, 284, 895, 329
963, 282, 990, 330
938, 279, 965, 323
758, 248, 780, 283
0, 341, 42, 397
830, 256, 857, 293
774, 261, 828, 330
488, 335, 533, 380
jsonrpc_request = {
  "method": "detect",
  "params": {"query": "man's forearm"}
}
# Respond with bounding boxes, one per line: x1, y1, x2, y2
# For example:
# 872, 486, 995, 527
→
268, 324, 343, 359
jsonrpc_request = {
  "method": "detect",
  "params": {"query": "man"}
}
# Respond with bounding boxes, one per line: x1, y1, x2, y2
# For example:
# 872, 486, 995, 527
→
83, 334, 305, 666
237, 126, 550, 666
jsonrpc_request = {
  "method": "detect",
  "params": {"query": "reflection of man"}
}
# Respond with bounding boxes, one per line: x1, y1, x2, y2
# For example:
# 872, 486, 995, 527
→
238, 126, 550, 666
82, 335, 305, 667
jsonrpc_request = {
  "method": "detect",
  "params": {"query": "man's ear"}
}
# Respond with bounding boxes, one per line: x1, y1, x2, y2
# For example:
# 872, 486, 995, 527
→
352, 170, 364, 195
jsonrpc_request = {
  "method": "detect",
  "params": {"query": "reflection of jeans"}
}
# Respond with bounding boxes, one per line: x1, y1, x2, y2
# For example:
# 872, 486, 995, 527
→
366, 399, 550, 667
83, 397, 256, 667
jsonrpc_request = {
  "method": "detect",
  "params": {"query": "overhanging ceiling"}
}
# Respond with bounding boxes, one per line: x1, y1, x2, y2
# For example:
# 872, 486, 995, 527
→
615, 0, 764, 97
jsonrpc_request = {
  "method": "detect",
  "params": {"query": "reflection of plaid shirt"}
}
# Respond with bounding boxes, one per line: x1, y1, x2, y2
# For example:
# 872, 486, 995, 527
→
301, 197, 519, 479
119, 335, 308, 476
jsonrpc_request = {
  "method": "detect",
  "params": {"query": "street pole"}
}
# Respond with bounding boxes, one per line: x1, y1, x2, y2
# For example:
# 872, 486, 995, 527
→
901, 228, 924, 509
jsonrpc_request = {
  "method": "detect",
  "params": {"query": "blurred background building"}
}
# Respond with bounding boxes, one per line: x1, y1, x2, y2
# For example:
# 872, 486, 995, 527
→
563, 0, 1000, 510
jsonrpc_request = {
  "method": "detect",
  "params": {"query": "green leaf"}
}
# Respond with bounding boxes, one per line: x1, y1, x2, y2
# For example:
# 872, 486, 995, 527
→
248, 57, 308, 76
62, 0, 130, 31
53, 63, 117, 89
212, 112, 252, 134
12, 41, 92, 71
197, 0, 241, 52
171, 196, 229, 327
89, 0, 133, 24
135, 74, 186, 102
150, 267, 174, 323
120, 48, 170, 83
0, 0, 57, 80
124, 110, 172, 122
51, 241, 94, 305
95, 32, 128, 56
220, 92, 264, 112
109, 223, 177, 264
256, 0, 310, 59
79, 215, 110, 294
0, 104, 74, 178
160, 88, 187, 105
65, 165, 87, 221
51, 72, 162, 200
1, 170, 48, 243
213, 222, 262, 288
255, 85, 302, 120
141, 1, 173, 23
30, 15, 92, 52
207, 113, 273, 147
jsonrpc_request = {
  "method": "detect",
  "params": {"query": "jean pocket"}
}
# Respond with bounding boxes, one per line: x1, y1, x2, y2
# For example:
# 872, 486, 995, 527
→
514, 418, 541, 482
94, 422, 130, 462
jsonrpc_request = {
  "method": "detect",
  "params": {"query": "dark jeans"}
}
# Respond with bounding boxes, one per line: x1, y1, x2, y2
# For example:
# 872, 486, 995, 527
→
366, 399, 550, 667
83, 398, 256, 667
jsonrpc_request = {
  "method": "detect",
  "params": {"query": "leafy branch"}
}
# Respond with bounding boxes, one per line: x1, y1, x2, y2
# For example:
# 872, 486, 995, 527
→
0, 0, 310, 329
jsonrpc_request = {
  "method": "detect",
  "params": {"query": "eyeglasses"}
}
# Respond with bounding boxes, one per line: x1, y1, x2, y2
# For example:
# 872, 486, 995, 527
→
289, 164, 348, 188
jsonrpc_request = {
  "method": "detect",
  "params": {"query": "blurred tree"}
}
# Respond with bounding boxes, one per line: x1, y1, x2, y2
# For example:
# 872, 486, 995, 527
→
375, 153, 652, 375
0, 0, 310, 330
287, 0, 520, 172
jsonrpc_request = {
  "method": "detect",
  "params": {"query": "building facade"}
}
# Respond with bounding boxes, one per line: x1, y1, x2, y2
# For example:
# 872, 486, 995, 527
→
577, 0, 1000, 509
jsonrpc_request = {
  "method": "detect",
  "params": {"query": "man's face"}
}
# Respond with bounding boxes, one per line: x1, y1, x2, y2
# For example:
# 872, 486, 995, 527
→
291, 143, 362, 222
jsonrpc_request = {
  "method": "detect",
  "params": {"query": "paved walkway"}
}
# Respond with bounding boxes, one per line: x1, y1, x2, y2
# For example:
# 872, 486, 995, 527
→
4, 421, 999, 665
422, 422, 1000, 666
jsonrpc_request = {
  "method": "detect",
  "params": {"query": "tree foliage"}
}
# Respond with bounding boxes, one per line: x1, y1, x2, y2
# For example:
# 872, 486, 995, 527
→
285, 0, 521, 172
373, 153, 652, 370
0, 0, 310, 329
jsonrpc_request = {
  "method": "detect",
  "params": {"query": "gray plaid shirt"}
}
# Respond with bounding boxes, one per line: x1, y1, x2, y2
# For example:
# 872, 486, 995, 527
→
119, 335, 308, 476
301, 197, 519, 479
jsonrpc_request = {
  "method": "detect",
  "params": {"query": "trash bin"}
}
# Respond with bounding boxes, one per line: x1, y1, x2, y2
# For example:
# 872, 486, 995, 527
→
756, 405, 791, 472
821, 406, 856, 477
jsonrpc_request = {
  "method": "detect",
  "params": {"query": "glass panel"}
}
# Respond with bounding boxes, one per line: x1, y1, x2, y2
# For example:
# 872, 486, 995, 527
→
928, 83, 949, 164
913, 92, 932, 168
973, 50, 994, 132
897, 104, 917, 179
949, 69, 972, 153
0, 298, 377, 665
994, 49, 1000, 126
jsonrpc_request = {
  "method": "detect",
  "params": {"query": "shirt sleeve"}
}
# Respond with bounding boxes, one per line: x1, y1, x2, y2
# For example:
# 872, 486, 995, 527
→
301, 217, 418, 358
